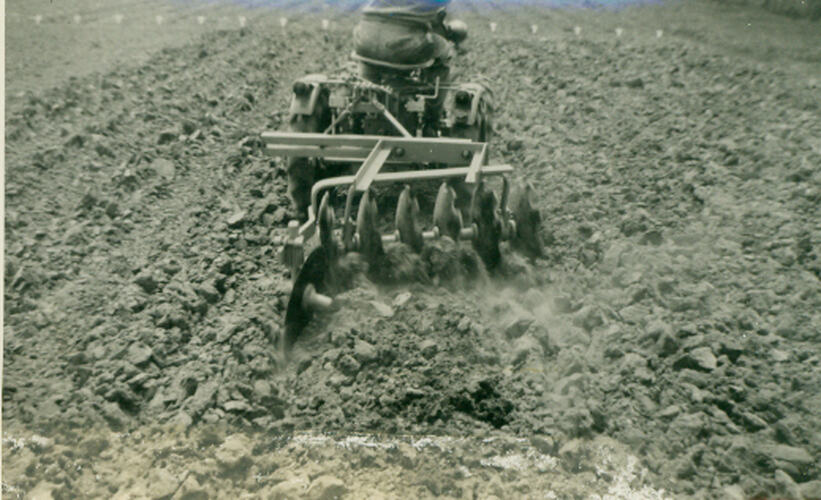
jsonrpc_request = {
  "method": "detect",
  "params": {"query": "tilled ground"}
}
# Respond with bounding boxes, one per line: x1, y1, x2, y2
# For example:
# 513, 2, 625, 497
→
4, 1, 821, 499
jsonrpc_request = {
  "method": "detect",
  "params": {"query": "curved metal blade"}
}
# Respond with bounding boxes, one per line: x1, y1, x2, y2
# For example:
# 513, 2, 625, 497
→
448, 179, 473, 226
284, 246, 331, 351
433, 182, 463, 241
396, 185, 424, 253
356, 189, 384, 265
470, 180, 503, 271
499, 176, 515, 241
318, 192, 340, 261
284, 192, 339, 351
500, 177, 510, 216
510, 181, 545, 259
342, 184, 356, 253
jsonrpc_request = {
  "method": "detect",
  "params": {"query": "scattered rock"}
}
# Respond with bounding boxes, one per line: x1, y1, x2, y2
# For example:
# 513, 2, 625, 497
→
101, 401, 129, 429
600, 240, 628, 273
419, 339, 438, 359
673, 347, 717, 372
215, 434, 253, 476
643, 320, 671, 343
194, 281, 220, 304
104, 201, 120, 218
512, 334, 544, 366
504, 318, 534, 340
506, 139, 524, 151
625, 77, 644, 88
146, 467, 179, 499
28, 435, 55, 453
28, 481, 59, 500
719, 340, 744, 363
329, 329, 351, 348
176, 473, 208, 500
181, 119, 198, 135
555, 373, 588, 396
639, 230, 663, 246
691, 347, 718, 370
227, 210, 247, 228
740, 411, 768, 432
336, 354, 361, 376
134, 271, 159, 294
65, 134, 86, 148
270, 477, 310, 498
800, 480, 821, 500
771, 348, 790, 362
187, 380, 218, 419
524, 434, 553, 454
67, 351, 88, 365
722, 484, 746, 500
95, 143, 115, 158
78, 191, 98, 210
553, 296, 576, 314
157, 130, 178, 145
393, 292, 413, 308
769, 444, 814, 467
127, 342, 153, 367
775, 469, 802, 499
223, 400, 253, 413
656, 330, 680, 357
353, 339, 378, 364
558, 439, 590, 473
657, 405, 682, 419
217, 317, 243, 343
254, 379, 274, 402
370, 301, 394, 317
171, 411, 193, 429
80, 437, 110, 457
307, 475, 348, 500
152, 158, 176, 179
62, 222, 88, 247
573, 306, 604, 332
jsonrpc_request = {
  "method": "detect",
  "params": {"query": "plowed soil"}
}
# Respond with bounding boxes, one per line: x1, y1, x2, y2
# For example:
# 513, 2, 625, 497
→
4, 1, 821, 498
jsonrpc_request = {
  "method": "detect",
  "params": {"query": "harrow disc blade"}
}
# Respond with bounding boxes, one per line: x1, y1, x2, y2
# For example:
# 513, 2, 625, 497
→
470, 181, 503, 271
396, 185, 424, 253
284, 246, 332, 350
433, 182, 463, 241
318, 192, 339, 260
356, 189, 384, 265
342, 184, 357, 253
284, 192, 338, 351
499, 177, 510, 220
510, 181, 545, 259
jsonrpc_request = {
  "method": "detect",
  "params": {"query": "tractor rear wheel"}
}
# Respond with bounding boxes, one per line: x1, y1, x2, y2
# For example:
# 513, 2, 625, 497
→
450, 117, 489, 143
448, 109, 492, 223
286, 111, 327, 223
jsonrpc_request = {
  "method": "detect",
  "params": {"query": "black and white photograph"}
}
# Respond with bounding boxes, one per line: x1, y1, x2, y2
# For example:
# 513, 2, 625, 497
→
3, 0, 820, 497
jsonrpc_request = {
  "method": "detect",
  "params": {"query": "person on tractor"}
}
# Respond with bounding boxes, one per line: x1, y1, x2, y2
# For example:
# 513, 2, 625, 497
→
353, 0, 467, 89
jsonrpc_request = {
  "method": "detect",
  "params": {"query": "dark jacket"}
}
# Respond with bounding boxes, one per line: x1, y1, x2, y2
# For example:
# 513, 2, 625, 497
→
362, 0, 451, 25
355, 0, 452, 66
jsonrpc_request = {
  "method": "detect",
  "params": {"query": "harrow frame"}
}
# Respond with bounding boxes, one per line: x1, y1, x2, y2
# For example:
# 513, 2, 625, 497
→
263, 131, 513, 279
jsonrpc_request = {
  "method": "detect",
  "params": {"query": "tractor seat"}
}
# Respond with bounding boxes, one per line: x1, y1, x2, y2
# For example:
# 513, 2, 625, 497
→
351, 51, 434, 71
351, 51, 433, 85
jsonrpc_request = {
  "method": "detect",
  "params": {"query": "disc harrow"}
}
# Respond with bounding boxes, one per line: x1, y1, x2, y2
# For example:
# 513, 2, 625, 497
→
263, 132, 544, 349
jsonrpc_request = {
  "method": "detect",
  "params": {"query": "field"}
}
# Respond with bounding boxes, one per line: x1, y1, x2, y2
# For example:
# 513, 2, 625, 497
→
3, 0, 821, 498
